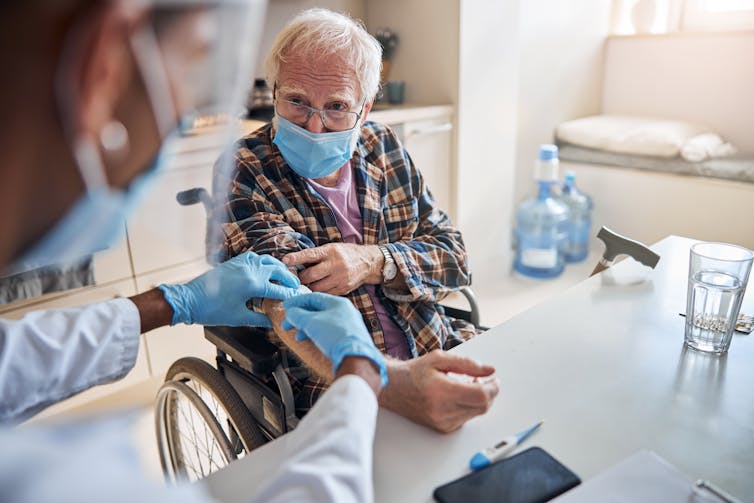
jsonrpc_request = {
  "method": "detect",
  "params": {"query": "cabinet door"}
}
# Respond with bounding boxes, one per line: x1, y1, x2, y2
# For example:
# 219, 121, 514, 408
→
2, 279, 152, 420
401, 117, 455, 221
0, 223, 133, 315
135, 261, 216, 378
91, 221, 134, 285
127, 164, 214, 276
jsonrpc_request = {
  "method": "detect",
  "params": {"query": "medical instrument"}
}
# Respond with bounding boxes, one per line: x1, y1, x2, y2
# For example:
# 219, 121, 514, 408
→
693, 479, 742, 503
590, 226, 660, 277
469, 420, 544, 471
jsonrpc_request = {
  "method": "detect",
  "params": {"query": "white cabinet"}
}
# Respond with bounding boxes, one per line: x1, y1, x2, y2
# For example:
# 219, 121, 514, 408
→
127, 121, 265, 276
91, 221, 133, 285
127, 165, 214, 275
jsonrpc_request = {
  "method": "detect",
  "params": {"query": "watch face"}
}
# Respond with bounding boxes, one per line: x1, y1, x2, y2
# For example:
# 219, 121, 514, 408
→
384, 261, 398, 281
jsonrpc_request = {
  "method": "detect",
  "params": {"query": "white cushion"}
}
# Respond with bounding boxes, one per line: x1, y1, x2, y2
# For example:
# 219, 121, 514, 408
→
556, 115, 711, 158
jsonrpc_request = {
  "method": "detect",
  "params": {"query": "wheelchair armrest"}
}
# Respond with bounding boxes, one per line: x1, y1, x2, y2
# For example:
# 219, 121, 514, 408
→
440, 286, 488, 331
204, 326, 281, 375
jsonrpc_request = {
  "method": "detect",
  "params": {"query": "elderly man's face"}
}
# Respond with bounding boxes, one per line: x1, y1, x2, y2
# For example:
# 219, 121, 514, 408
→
276, 52, 369, 134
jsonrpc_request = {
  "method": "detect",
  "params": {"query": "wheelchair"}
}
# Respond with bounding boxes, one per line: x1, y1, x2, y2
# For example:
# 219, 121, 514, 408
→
154, 187, 484, 483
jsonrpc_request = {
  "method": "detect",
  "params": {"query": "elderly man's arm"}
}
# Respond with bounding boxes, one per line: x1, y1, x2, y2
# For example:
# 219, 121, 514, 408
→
379, 154, 470, 304
283, 153, 468, 302
262, 299, 499, 433
223, 181, 315, 261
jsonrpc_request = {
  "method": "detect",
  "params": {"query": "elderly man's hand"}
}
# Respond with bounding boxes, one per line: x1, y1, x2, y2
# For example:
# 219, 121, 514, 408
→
380, 350, 499, 433
283, 243, 384, 295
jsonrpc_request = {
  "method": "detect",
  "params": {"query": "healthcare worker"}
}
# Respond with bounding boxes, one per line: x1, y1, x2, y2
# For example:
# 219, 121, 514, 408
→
0, 1, 386, 501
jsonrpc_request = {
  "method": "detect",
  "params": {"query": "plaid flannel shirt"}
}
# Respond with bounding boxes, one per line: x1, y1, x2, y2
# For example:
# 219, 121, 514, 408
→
217, 121, 477, 413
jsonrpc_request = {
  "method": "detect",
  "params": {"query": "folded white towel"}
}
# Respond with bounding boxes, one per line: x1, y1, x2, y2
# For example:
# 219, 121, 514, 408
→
680, 133, 737, 162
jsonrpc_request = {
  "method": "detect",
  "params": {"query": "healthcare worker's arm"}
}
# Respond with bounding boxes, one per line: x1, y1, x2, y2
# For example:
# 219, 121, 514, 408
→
0, 298, 141, 424
248, 363, 380, 503
247, 294, 386, 503
0, 252, 299, 424
0, 358, 381, 503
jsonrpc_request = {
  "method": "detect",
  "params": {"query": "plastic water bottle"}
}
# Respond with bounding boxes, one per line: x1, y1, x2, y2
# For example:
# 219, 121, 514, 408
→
513, 145, 570, 278
558, 171, 593, 263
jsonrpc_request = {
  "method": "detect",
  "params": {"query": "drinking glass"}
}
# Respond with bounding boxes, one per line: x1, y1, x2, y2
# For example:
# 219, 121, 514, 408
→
685, 242, 753, 354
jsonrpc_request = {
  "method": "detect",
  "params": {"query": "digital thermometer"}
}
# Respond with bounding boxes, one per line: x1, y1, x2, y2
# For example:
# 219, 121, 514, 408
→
469, 420, 544, 471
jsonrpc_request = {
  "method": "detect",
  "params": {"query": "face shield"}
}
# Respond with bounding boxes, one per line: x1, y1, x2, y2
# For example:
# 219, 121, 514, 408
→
133, 0, 265, 137
122, 0, 270, 274
6, 0, 267, 275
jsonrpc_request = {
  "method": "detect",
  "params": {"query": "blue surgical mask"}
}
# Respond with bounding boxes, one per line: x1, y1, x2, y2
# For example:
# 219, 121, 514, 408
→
273, 115, 358, 179
8, 142, 170, 274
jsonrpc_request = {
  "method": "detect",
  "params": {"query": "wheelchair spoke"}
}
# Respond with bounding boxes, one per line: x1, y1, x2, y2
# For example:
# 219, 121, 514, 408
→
170, 382, 236, 481
188, 380, 216, 473
157, 357, 265, 484
186, 395, 206, 477
177, 430, 217, 461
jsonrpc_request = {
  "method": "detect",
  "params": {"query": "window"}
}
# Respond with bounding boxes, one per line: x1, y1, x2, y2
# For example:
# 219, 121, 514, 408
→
683, 0, 754, 30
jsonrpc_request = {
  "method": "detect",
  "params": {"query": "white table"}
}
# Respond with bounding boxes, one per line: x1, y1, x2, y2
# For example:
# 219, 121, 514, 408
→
205, 236, 754, 502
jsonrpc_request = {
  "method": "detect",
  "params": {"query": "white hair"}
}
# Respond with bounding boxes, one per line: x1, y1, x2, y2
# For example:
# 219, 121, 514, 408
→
264, 8, 382, 103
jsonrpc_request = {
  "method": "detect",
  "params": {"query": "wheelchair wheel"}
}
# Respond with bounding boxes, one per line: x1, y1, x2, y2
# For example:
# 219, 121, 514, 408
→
155, 357, 266, 482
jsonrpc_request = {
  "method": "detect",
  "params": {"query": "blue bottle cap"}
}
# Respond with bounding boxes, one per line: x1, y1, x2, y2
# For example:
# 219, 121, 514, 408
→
539, 144, 558, 161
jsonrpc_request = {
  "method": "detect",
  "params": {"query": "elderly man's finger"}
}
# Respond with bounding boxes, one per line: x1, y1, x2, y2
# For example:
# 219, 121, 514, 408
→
283, 247, 328, 266
306, 275, 348, 295
298, 262, 331, 285
432, 351, 496, 377
429, 402, 493, 433
446, 379, 500, 408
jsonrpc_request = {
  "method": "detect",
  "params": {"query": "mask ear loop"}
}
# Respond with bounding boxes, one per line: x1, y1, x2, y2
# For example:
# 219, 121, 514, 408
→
129, 24, 178, 141
54, 10, 111, 193
54, 6, 177, 194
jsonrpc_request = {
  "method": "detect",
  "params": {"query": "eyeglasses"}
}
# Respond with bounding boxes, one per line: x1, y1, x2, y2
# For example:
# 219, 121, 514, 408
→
276, 98, 364, 132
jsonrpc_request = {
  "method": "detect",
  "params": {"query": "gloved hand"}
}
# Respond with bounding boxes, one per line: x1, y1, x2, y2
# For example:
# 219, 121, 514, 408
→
282, 293, 388, 388
158, 252, 300, 327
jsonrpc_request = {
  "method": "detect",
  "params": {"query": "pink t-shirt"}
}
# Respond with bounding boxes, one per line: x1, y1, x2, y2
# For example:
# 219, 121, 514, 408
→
307, 164, 411, 360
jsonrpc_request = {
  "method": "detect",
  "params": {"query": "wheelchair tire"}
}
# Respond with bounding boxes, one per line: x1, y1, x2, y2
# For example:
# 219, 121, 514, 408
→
156, 357, 266, 482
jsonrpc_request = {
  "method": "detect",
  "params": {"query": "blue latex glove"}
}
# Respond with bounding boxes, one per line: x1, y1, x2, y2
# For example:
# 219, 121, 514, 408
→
158, 252, 300, 327
282, 293, 388, 388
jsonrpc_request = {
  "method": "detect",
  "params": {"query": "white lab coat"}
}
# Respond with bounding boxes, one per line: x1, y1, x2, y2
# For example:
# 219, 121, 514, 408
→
0, 298, 140, 423
0, 300, 377, 502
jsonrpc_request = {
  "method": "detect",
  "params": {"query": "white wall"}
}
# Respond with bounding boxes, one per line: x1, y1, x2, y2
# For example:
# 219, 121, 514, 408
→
366, 0, 459, 105
602, 32, 754, 153
254, 0, 367, 79
456, 0, 521, 287
512, 0, 611, 209
456, 0, 611, 291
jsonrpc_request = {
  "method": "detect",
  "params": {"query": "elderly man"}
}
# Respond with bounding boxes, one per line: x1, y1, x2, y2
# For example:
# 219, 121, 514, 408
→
219, 8, 499, 432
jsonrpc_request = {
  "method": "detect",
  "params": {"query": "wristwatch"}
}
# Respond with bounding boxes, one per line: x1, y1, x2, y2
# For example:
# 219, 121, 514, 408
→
378, 245, 398, 282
